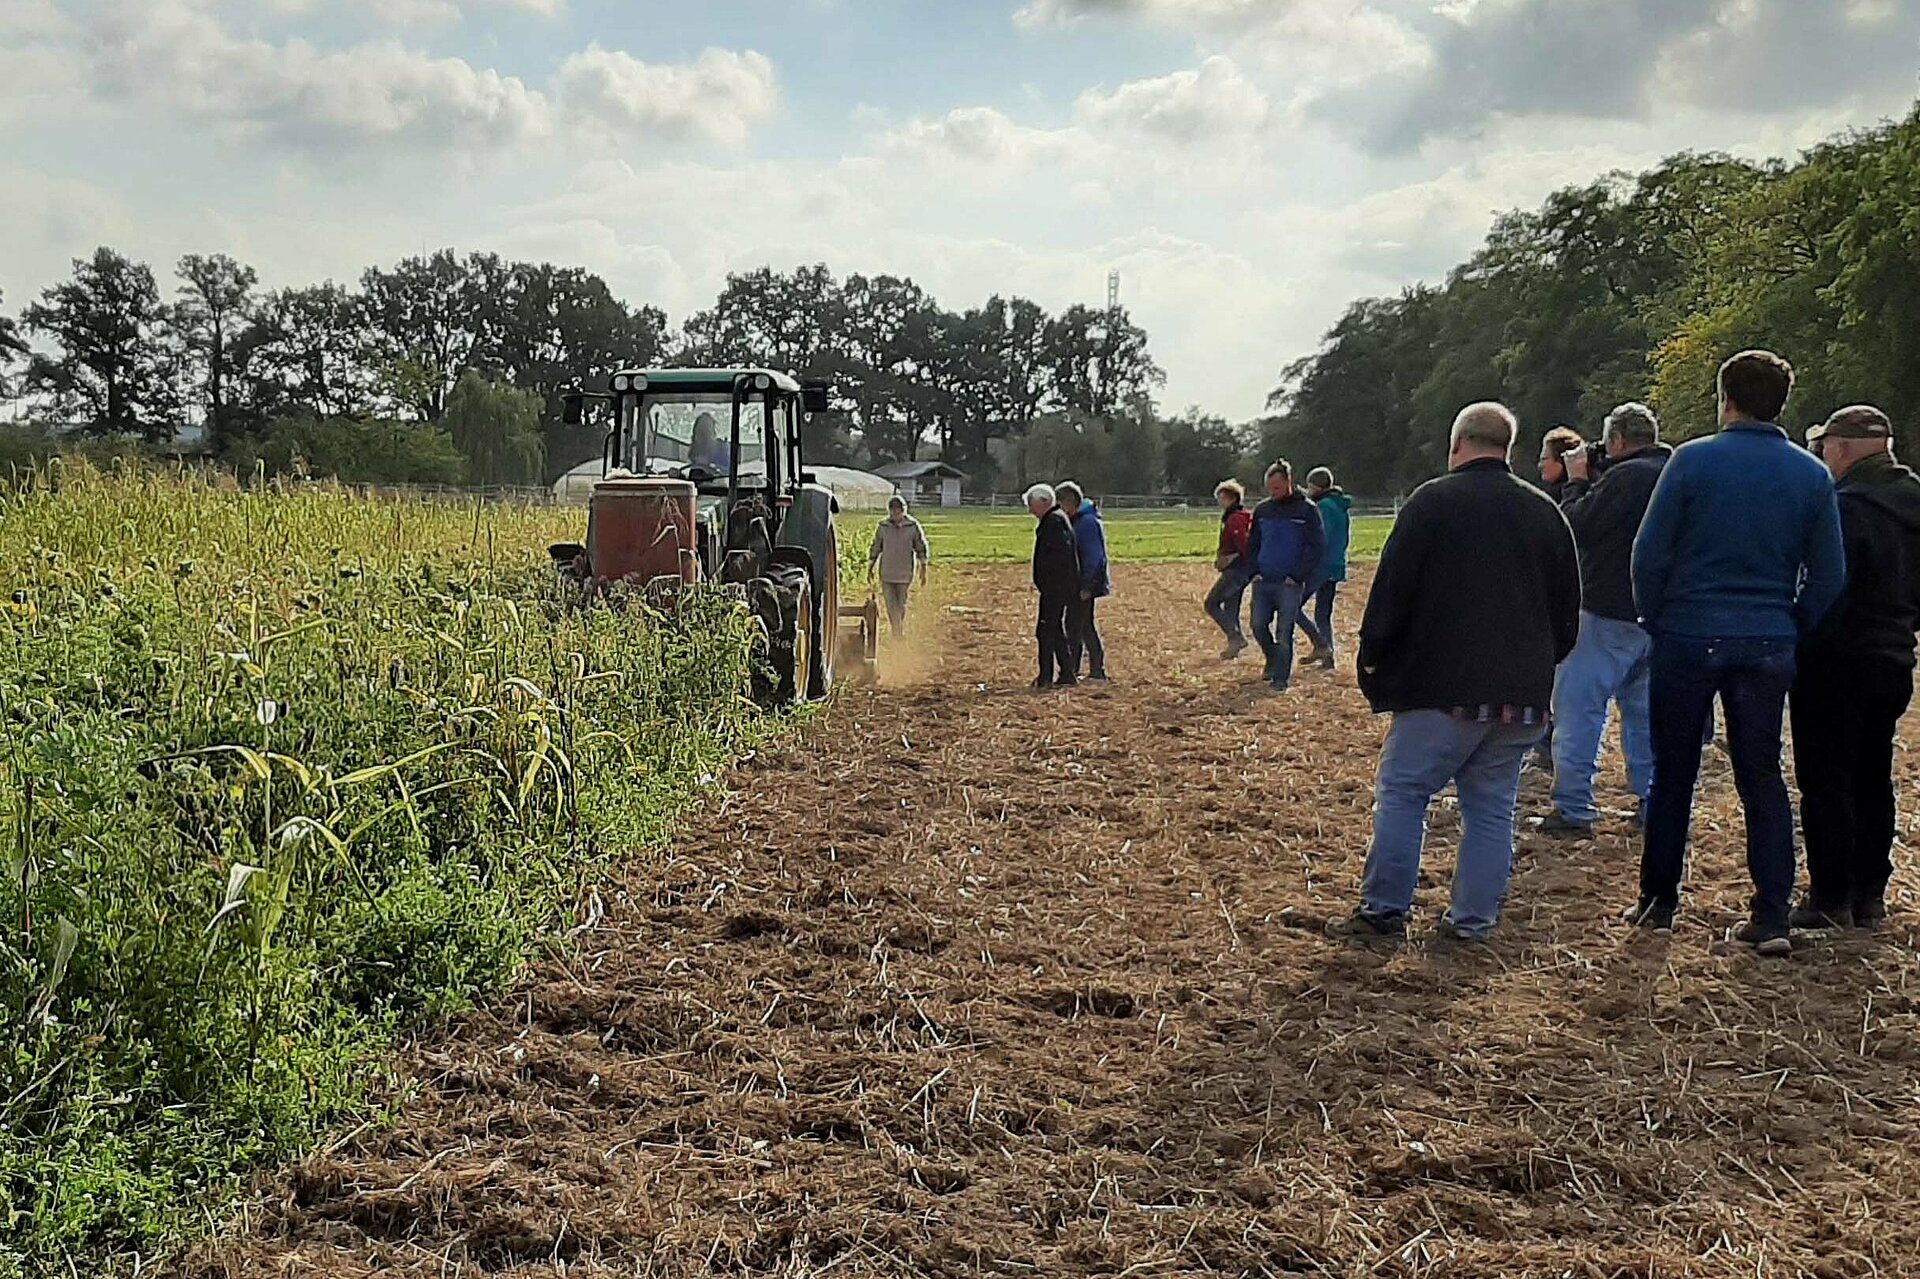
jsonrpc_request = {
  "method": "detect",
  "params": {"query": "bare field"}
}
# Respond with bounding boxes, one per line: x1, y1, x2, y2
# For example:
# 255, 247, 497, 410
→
201, 562, 1920, 1279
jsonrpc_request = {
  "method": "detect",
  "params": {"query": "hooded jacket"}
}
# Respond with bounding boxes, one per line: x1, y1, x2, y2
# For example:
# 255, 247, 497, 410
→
1069, 502, 1112, 598
1032, 504, 1081, 599
1246, 492, 1326, 585
1315, 490, 1354, 584
1559, 444, 1672, 623
1803, 452, 1920, 669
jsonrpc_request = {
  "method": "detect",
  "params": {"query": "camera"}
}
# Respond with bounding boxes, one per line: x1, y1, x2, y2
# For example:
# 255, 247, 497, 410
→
1576, 441, 1611, 480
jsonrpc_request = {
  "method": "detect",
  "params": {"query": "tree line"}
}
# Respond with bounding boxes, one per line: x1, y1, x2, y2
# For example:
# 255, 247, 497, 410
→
1266, 100, 1920, 497
0, 250, 1177, 491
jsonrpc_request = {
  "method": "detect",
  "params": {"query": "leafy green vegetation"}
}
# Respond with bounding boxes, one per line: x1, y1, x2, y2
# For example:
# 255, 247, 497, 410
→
0, 465, 769, 1276
911, 507, 1392, 565
1269, 102, 1920, 495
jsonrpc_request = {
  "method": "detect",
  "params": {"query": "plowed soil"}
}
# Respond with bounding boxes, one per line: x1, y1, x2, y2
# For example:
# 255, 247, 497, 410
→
200, 563, 1920, 1278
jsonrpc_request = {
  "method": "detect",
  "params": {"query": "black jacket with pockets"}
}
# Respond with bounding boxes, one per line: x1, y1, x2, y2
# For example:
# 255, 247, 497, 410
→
1802, 454, 1920, 670
1358, 458, 1582, 714
1559, 444, 1671, 623
1032, 505, 1081, 599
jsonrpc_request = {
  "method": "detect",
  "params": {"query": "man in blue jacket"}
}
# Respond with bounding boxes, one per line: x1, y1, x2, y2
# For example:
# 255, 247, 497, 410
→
1629, 350, 1845, 955
1245, 460, 1325, 692
1058, 481, 1112, 683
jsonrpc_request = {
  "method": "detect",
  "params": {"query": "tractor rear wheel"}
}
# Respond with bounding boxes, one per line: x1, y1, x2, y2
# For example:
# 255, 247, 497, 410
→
752, 564, 813, 707
807, 523, 837, 700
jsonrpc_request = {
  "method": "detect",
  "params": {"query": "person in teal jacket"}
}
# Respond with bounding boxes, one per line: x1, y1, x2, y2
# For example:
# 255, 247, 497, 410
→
1294, 467, 1353, 669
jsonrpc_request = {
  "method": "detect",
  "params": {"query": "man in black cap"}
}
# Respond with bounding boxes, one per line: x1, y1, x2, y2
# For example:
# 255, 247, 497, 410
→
1790, 405, 1920, 929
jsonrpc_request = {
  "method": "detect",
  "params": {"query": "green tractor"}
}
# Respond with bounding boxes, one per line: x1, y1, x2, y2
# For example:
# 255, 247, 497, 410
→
552, 368, 878, 704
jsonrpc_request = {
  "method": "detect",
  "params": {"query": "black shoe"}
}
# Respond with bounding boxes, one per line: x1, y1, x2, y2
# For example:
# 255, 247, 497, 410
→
1734, 918, 1793, 956
1536, 811, 1595, 839
1030, 677, 1054, 691
1854, 897, 1888, 929
1788, 900, 1853, 931
1222, 639, 1247, 661
1086, 671, 1111, 684
1054, 674, 1078, 688
1624, 899, 1675, 934
1327, 909, 1408, 942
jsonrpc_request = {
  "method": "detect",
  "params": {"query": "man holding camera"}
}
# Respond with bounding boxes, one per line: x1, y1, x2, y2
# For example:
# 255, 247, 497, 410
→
1537, 404, 1674, 838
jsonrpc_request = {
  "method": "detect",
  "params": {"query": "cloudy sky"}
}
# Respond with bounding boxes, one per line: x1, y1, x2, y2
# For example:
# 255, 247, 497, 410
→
3, 0, 1917, 418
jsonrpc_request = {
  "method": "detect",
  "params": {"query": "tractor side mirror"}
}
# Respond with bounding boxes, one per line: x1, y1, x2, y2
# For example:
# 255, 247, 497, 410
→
562, 393, 586, 426
800, 379, 832, 415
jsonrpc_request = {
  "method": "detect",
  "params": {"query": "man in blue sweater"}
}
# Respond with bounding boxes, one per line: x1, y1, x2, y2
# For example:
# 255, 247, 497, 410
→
1245, 460, 1326, 692
1628, 350, 1845, 955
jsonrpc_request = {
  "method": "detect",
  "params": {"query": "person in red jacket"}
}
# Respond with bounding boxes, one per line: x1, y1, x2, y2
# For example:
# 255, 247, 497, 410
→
1205, 479, 1254, 659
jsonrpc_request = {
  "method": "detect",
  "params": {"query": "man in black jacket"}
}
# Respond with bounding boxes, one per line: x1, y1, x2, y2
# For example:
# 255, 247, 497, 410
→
1538, 403, 1673, 837
1027, 483, 1081, 689
1332, 403, 1581, 942
1791, 405, 1920, 929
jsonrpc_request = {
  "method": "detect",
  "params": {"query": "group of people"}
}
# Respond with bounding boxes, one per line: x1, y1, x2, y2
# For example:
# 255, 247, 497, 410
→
1203, 464, 1355, 692
869, 484, 1115, 689
1328, 349, 1920, 955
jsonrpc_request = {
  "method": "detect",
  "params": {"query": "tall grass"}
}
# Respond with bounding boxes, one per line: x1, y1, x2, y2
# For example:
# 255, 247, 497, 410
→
0, 463, 769, 1275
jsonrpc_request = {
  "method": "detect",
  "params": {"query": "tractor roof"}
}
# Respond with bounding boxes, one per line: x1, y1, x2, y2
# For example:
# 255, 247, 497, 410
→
615, 368, 803, 394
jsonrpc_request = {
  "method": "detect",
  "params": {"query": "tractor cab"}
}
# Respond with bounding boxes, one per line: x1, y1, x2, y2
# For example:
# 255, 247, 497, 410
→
589, 368, 825, 580
554, 368, 874, 703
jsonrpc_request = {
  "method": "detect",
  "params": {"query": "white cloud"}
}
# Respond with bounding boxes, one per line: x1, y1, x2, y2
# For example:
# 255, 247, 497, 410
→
45, 0, 775, 158
1014, 0, 1273, 29
1075, 56, 1270, 142
556, 48, 779, 148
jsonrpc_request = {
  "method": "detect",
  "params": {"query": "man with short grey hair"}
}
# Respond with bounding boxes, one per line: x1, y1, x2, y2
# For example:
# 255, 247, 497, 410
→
1027, 483, 1080, 689
1332, 402, 1580, 942
868, 494, 930, 639
1535, 402, 1674, 837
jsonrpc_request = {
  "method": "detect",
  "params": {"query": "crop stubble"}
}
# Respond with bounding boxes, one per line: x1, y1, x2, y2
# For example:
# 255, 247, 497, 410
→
202, 563, 1920, 1278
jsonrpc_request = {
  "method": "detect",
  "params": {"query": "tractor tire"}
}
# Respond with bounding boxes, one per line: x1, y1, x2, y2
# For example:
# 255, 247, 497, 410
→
752, 564, 812, 707
807, 523, 838, 701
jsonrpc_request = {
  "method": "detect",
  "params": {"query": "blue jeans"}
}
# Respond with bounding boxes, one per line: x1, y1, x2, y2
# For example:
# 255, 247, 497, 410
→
1205, 568, 1250, 643
1640, 636, 1798, 924
1293, 580, 1339, 654
1251, 579, 1305, 687
1550, 612, 1653, 824
1361, 711, 1539, 938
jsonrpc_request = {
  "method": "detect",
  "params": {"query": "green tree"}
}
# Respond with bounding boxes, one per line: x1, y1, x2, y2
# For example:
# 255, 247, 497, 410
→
443, 370, 544, 486
0, 291, 26, 398
24, 247, 184, 440
1162, 410, 1247, 499
176, 253, 259, 449
360, 249, 504, 421
240, 283, 378, 421
257, 412, 466, 485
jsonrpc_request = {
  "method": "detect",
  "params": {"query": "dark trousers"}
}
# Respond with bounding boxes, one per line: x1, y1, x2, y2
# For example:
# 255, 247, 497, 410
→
1036, 592, 1075, 684
1206, 568, 1249, 642
1791, 657, 1914, 912
1068, 596, 1106, 677
1641, 635, 1798, 924
1294, 579, 1339, 654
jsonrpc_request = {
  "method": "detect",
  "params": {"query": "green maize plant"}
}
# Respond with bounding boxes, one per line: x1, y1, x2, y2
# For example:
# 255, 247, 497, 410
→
0, 462, 773, 1276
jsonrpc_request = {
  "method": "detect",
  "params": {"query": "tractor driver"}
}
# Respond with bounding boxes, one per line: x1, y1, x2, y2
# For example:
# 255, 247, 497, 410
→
689, 412, 731, 476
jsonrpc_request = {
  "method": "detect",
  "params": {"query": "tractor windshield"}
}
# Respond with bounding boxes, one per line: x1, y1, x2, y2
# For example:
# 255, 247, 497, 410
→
622, 393, 771, 485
